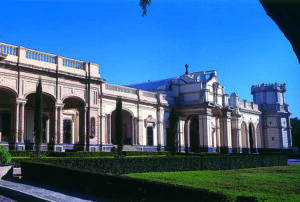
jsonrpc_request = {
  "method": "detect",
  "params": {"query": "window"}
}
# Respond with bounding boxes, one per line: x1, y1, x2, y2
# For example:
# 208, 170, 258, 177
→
147, 127, 153, 146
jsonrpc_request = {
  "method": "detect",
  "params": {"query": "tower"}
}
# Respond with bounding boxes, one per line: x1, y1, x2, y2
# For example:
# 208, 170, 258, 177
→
251, 83, 292, 152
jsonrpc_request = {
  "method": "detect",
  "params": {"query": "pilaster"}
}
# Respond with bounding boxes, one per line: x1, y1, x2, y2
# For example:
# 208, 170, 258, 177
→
198, 109, 212, 152
220, 113, 232, 153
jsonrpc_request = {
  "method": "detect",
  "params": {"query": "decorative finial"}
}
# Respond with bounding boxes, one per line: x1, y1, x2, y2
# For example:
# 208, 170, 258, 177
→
185, 64, 189, 75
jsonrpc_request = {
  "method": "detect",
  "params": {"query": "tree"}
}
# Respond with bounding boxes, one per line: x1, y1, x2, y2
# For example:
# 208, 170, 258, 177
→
115, 97, 124, 155
167, 107, 179, 155
34, 78, 43, 156
139, 0, 151, 16
291, 117, 300, 150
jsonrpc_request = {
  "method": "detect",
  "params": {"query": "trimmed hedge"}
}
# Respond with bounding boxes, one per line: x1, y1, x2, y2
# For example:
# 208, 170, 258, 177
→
287, 153, 300, 159
122, 151, 170, 156
9, 151, 51, 157
21, 162, 229, 201
9, 150, 170, 158
20, 155, 288, 175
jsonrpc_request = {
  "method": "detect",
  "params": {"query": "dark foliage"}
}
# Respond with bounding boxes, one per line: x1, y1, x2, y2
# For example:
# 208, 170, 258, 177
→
139, 0, 151, 16
291, 117, 300, 150
20, 155, 287, 175
34, 78, 43, 156
167, 107, 179, 155
0, 145, 11, 164
115, 97, 123, 155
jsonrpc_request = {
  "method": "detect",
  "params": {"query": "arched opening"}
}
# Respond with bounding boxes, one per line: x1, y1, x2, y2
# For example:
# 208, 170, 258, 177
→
241, 122, 248, 153
63, 97, 86, 148
249, 123, 255, 153
189, 116, 199, 153
0, 87, 16, 143
25, 93, 55, 149
147, 127, 153, 146
256, 124, 263, 152
111, 109, 133, 145
63, 119, 72, 144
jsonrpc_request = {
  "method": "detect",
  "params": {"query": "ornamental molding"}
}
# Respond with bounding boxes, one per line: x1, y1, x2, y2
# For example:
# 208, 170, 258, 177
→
144, 115, 156, 128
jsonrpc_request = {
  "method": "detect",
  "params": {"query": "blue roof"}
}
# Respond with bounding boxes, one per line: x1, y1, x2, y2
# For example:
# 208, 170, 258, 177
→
126, 78, 175, 91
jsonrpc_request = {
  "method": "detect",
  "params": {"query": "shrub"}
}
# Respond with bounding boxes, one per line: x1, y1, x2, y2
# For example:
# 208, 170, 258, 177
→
0, 145, 12, 165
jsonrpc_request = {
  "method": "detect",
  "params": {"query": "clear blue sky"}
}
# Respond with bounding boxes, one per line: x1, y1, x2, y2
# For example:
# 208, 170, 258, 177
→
1, 0, 299, 117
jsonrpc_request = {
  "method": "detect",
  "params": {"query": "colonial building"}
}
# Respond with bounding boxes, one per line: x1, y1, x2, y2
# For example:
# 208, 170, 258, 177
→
0, 42, 293, 152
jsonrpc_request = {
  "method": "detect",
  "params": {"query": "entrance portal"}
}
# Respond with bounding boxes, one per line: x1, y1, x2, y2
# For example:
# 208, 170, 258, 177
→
190, 117, 199, 153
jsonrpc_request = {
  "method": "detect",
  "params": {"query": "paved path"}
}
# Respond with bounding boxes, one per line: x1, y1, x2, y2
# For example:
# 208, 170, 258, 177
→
0, 168, 110, 202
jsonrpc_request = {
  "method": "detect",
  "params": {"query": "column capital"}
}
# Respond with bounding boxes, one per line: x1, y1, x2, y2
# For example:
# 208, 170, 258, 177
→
55, 103, 64, 109
16, 98, 27, 105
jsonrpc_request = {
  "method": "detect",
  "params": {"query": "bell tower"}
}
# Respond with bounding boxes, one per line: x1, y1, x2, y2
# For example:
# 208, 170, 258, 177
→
251, 83, 292, 151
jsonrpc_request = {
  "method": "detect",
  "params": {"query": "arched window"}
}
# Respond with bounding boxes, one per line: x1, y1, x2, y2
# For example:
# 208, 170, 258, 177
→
147, 127, 153, 146
213, 82, 218, 103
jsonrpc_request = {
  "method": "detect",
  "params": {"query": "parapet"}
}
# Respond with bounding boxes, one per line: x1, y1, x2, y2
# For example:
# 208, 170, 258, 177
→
251, 83, 286, 94
0, 42, 101, 79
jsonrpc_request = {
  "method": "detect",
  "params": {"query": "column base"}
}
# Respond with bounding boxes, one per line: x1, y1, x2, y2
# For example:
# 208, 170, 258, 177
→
8, 142, 25, 150
219, 147, 233, 154
242, 148, 250, 154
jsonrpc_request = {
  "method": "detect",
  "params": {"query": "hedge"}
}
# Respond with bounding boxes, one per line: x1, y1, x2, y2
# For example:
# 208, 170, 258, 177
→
9, 150, 170, 158
21, 162, 229, 201
9, 150, 51, 157
20, 155, 288, 175
287, 153, 300, 159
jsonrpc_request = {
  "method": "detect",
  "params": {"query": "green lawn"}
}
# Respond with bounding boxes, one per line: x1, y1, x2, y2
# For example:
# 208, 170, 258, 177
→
124, 165, 300, 201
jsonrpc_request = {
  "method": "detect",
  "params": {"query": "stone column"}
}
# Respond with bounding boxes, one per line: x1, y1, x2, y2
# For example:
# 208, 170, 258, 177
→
106, 114, 111, 144
185, 119, 190, 152
60, 108, 64, 144
72, 115, 75, 144
179, 118, 185, 152
18, 102, 26, 142
46, 118, 50, 143
131, 117, 134, 145
57, 106, 62, 144
54, 106, 58, 144
99, 115, 105, 145
54, 104, 64, 144
231, 116, 241, 153
10, 100, 19, 144
137, 119, 143, 145
134, 117, 138, 145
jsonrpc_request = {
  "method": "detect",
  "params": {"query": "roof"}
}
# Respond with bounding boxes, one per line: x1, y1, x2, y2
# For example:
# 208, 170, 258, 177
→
126, 77, 176, 91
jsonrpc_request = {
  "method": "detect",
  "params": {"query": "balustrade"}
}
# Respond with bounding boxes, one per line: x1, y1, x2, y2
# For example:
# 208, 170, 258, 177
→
105, 84, 137, 94
62, 58, 84, 70
0, 43, 17, 56
26, 50, 56, 64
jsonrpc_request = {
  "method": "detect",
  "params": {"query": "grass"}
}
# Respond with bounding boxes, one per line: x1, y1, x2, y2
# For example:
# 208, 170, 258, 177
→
124, 165, 300, 201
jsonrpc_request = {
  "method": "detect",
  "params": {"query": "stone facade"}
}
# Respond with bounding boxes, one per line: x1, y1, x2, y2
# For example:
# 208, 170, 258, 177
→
0, 42, 293, 152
